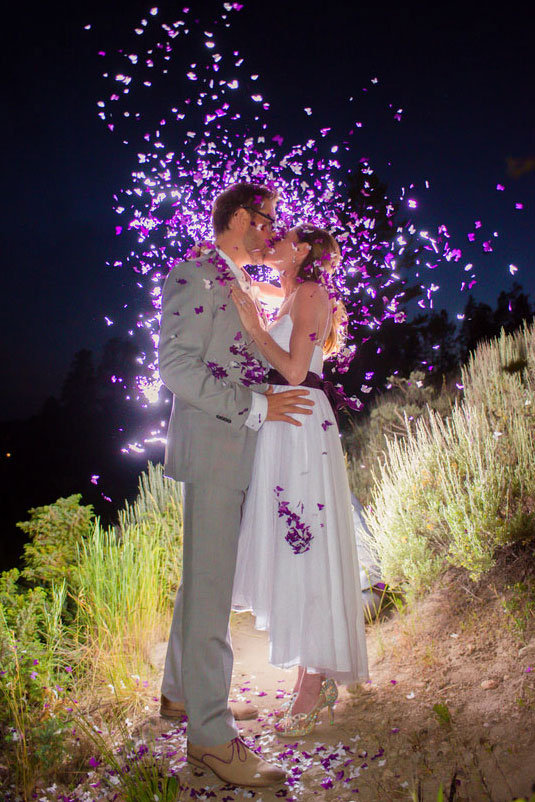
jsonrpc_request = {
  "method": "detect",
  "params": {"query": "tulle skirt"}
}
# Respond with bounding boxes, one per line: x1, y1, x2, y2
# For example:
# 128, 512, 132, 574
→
232, 386, 369, 683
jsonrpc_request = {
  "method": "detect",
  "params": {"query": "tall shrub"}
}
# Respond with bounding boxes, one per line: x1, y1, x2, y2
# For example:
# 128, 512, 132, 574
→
362, 324, 535, 590
119, 461, 183, 597
74, 522, 175, 671
17, 495, 94, 586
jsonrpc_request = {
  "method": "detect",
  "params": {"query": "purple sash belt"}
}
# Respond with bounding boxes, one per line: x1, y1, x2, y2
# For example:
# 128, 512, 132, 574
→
266, 368, 347, 424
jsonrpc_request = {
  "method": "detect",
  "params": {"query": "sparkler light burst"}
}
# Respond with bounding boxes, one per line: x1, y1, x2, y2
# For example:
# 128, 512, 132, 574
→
92, 1, 490, 450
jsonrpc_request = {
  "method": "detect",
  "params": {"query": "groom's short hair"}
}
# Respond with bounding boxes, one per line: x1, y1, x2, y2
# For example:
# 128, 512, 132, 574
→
212, 182, 277, 236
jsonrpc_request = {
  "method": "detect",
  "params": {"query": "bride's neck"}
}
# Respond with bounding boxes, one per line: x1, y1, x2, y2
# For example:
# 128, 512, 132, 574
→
280, 274, 298, 298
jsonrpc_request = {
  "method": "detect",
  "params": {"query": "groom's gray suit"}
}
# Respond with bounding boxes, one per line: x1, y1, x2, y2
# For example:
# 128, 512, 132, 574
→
158, 249, 267, 745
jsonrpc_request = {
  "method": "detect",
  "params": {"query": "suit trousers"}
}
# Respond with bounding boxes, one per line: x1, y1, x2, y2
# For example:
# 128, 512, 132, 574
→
161, 479, 246, 745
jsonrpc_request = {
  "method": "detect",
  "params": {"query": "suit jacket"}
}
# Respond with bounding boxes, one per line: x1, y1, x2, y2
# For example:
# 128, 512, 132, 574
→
158, 250, 269, 490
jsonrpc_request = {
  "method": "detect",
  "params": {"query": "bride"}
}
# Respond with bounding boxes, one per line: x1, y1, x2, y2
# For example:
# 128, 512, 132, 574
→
231, 224, 369, 737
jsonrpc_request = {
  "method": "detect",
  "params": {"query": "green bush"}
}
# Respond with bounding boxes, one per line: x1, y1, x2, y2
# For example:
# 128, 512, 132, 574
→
0, 571, 49, 711
17, 494, 94, 586
0, 568, 46, 645
1, 465, 183, 798
360, 324, 535, 591
0, 575, 72, 713
0, 583, 73, 800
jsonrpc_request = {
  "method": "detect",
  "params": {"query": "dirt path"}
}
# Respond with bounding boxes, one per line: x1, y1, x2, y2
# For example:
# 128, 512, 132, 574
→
143, 581, 535, 802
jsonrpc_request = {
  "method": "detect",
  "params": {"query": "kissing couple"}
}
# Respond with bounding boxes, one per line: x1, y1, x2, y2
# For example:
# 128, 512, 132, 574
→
157, 182, 369, 788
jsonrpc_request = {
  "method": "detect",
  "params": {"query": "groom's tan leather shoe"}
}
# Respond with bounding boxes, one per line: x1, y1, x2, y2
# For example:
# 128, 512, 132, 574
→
160, 694, 259, 721
187, 736, 286, 787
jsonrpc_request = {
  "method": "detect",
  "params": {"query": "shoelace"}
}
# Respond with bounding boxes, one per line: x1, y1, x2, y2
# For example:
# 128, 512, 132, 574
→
231, 737, 249, 763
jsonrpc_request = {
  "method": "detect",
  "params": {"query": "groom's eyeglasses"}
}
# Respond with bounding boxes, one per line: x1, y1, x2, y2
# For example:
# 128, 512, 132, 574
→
241, 205, 276, 229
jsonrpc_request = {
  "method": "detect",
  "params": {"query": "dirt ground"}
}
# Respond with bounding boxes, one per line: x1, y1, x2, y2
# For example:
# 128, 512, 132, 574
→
138, 568, 535, 802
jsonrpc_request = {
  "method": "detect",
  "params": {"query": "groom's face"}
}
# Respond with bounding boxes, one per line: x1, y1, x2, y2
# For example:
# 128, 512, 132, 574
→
242, 199, 277, 265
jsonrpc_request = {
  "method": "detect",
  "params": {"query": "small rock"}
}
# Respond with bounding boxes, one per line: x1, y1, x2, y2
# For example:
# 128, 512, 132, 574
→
481, 679, 499, 690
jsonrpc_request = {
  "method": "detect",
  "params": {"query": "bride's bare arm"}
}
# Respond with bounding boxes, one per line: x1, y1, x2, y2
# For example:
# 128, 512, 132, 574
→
231, 282, 329, 386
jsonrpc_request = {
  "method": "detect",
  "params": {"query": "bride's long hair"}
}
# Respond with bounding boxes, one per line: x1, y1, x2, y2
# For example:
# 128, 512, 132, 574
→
294, 225, 347, 358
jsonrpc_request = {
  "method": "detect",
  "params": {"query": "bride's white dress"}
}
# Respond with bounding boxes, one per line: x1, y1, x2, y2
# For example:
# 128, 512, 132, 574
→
232, 314, 369, 683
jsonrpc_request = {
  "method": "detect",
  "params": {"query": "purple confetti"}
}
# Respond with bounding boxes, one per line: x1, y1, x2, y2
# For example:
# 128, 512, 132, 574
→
275, 490, 314, 554
94, 0, 517, 448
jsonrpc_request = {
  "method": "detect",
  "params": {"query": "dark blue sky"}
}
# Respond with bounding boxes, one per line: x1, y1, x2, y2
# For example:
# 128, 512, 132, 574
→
2, 0, 534, 419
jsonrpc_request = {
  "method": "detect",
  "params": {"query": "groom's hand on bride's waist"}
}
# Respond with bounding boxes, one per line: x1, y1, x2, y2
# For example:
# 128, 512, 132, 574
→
264, 386, 314, 426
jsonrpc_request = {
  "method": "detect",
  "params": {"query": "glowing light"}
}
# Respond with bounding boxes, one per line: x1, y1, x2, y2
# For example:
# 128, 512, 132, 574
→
137, 377, 161, 404
127, 443, 146, 454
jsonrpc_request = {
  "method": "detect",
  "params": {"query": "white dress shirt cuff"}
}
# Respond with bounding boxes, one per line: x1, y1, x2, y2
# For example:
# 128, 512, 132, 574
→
245, 390, 268, 431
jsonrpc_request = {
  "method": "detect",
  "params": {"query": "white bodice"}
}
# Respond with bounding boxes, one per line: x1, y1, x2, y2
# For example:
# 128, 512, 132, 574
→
268, 314, 324, 375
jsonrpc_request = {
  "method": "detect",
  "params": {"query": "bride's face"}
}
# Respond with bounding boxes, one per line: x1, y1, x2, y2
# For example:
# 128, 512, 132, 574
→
264, 227, 306, 274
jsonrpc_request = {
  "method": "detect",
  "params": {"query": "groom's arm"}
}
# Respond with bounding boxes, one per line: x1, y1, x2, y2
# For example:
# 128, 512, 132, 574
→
159, 261, 255, 432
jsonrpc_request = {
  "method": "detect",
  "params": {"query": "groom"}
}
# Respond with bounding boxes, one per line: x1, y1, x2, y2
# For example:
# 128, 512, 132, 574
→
158, 183, 313, 787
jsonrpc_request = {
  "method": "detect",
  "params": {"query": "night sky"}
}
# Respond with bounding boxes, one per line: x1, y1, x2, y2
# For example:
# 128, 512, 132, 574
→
3, 0, 534, 420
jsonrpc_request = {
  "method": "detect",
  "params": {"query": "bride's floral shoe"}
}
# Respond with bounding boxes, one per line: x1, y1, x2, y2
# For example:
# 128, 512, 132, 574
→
274, 679, 337, 737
